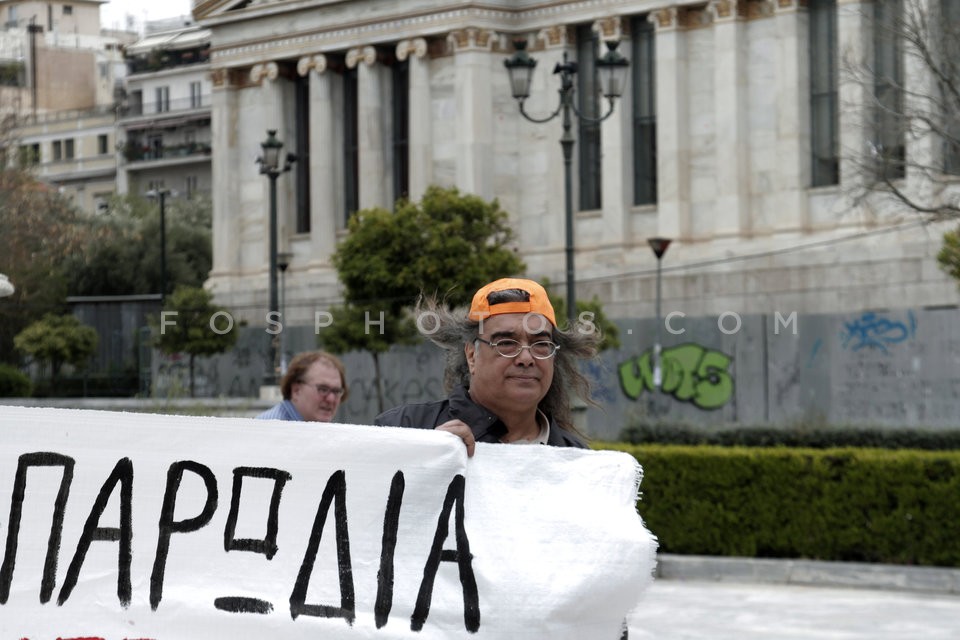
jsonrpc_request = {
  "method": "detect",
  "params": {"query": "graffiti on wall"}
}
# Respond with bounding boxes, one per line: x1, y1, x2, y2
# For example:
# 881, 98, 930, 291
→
618, 343, 734, 410
840, 311, 917, 353
155, 346, 262, 398
583, 359, 618, 404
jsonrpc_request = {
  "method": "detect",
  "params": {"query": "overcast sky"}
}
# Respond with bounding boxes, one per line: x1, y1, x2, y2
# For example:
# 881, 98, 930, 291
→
100, 0, 195, 32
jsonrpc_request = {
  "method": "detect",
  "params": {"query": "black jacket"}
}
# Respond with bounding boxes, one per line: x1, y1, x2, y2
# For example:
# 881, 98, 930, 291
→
374, 384, 586, 448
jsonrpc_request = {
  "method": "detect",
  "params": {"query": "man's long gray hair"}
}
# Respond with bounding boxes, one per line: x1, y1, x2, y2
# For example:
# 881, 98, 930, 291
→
414, 295, 602, 436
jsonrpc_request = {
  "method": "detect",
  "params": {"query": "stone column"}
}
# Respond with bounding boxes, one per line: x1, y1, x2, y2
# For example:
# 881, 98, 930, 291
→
297, 54, 337, 265
652, 8, 692, 239
347, 45, 387, 210
774, 0, 811, 231
250, 61, 284, 135
710, 0, 751, 236
526, 25, 573, 258
249, 61, 295, 301
902, 0, 937, 206
209, 66, 242, 280
397, 38, 431, 202
593, 17, 633, 242
447, 28, 495, 198
837, 0, 873, 190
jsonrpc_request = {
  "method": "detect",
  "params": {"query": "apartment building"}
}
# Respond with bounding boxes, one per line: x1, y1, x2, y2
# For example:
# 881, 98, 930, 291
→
2, 0, 128, 212
1, 4, 210, 213
14, 104, 115, 212
116, 22, 212, 199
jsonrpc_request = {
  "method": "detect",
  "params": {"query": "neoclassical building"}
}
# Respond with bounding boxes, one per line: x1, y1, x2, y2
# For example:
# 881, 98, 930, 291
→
193, 0, 959, 326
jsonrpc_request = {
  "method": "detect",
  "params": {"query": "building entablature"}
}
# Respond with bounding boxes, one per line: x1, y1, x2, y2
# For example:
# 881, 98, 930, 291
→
197, 0, 800, 73
196, 1, 678, 68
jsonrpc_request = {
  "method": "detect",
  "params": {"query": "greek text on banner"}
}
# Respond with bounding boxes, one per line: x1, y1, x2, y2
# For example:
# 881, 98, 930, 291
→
0, 406, 656, 639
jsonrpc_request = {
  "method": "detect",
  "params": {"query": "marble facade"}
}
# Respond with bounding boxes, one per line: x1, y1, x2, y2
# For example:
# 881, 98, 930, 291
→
194, 0, 958, 326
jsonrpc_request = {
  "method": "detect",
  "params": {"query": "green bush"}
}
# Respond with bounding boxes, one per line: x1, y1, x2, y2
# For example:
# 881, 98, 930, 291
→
619, 422, 960, 451
596, 443, 960, 567
32, 373, 140, 398
0, 363, 31, 397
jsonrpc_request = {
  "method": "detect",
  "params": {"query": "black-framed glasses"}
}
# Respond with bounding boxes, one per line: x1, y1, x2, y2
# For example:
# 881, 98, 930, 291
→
303, 383, 344, 398
476, 337, 559, 359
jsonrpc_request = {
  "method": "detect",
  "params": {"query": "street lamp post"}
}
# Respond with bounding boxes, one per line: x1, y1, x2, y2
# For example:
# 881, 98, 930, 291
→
504, 39, 629, 326
146, 188, 171, 304
258, 130, 296, 386
277, 250, 293, 376
647, 237, 672, 393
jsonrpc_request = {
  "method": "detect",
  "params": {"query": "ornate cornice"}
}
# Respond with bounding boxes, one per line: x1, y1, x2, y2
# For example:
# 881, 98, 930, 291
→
447, 28, 498, 52
297, 53, 328, 77
249, 61, 279, 84
679, 6, 713, 29
345, 45, 377, 69
650, 7, 682, 31
211, 67, 228, 87
536, 24, 572, 49
208, 0, 656, 67
593, 16, 624, 40
396, 38, 428, 61
212, 66, 258, 89
709, 0, 739, 20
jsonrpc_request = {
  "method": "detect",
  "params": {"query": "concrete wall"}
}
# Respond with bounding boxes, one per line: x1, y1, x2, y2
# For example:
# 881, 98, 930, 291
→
152, 306, 960, 439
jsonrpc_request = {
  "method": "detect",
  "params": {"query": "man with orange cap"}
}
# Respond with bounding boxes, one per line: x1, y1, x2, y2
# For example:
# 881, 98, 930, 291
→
377, 278, 630, 639
375, 277, 600, 454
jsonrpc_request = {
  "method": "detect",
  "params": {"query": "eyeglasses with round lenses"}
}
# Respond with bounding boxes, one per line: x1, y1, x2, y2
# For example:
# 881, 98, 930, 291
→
304, 383, 344, 398
476, 337, 559, 359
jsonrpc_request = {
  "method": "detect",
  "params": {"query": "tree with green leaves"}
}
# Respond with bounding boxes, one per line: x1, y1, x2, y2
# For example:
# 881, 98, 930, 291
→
152, 286, 237, 397
323, 186, 526, 412
0, 169, 89, 364
937, 227, 960, 285
14, 313, 98, 385
68, 194, 212, 298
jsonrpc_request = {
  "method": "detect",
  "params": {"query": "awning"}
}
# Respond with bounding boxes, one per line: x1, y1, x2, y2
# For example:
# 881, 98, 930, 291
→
125, 33, 178, 56
125, 28, 210, 56
167, 29, 211, 51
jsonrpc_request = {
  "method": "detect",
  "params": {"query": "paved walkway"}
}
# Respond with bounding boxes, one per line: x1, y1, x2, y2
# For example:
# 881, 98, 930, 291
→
628, 555, 960, 639
628, 580, 960, 639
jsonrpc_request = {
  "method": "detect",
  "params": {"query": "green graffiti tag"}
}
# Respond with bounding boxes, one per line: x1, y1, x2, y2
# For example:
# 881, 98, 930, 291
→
618, 343, 734, 410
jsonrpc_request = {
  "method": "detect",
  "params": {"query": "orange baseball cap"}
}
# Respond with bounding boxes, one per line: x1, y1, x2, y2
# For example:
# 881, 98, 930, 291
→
469, 277, 557, 327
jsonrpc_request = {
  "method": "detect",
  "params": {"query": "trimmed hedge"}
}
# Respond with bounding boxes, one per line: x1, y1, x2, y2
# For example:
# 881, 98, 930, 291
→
619, 423, 960, 450
596, 443, 960, 567
32, 373, 140, 398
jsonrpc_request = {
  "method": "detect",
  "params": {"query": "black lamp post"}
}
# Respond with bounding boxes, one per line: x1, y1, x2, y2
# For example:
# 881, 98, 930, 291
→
146, 188, 171, 304
277, 250, 293, 376
647, 237, 672, 391
504, 39, 629, 325
258, 130, 296, 385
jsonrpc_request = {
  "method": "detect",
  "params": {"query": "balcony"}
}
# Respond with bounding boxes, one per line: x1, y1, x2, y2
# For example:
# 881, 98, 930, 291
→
119, 95, 210, 121
121, 140, 211, 168
126, 47, 210, 75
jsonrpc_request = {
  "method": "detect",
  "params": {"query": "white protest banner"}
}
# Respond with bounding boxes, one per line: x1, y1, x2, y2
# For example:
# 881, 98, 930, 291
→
0, 406, 656, 639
